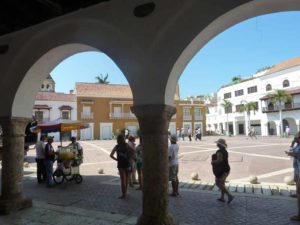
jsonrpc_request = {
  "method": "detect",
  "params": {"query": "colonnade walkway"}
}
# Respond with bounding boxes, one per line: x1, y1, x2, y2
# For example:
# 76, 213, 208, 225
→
0, 173, 298, 225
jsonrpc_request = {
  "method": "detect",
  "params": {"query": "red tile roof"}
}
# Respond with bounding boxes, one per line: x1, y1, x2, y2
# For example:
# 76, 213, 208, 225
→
33, 104, 52, 109
75, 83, 133, 98
36, 92, 75, 101
264, 56, 300, 76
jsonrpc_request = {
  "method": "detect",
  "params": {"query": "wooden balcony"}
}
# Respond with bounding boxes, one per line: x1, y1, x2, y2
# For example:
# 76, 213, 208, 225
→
262, 103, 300, 113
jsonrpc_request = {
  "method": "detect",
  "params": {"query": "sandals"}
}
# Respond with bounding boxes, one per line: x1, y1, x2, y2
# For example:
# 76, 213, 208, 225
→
217, 198, 225, 202
290, 215, 300, 221
227, 196, 234, 204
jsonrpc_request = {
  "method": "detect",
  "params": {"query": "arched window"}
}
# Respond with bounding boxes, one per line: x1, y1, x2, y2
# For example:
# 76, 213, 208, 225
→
46, 84, 50, 89
41, 84, 44, 89
283, 79, 290, 88
266, 84, 272, 91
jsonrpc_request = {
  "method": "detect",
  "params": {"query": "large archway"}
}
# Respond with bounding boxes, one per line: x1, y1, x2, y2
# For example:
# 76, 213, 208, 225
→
165, 0, 300, 104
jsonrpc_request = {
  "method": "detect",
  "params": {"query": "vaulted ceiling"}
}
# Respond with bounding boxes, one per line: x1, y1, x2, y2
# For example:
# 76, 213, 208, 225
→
0, 0, 109, 36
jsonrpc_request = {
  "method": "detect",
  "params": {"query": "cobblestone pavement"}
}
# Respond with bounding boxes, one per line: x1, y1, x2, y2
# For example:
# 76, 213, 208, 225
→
0, 174, 298, 225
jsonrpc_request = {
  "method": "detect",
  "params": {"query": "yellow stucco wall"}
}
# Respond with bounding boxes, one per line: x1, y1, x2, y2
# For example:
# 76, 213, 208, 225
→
77, 97, 206, 139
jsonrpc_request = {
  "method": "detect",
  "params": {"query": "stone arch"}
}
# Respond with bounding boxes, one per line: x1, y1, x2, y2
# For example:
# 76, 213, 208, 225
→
267, 121, 277, 136
283, 117, 297, 135
165, 0, 300, 104
1, 18, 139, 118
12, 44, 99, 118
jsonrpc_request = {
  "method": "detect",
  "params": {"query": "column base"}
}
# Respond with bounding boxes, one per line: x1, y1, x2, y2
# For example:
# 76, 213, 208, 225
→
137, 213, 179, 225
0, 196, 32, 215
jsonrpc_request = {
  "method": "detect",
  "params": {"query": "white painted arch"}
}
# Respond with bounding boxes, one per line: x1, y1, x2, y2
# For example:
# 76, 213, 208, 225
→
12, 43, 100, 118
165, 0, 300, 105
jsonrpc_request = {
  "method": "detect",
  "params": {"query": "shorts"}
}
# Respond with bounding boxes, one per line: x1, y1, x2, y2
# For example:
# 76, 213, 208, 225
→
136, 162, 142, 170
169, 165, 179, 182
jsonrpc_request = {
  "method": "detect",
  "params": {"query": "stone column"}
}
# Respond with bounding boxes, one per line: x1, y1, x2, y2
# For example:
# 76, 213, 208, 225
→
275, 120, 281, 137
232, 119, 237, 136
0, 117, 32, 214
131, 105, 178, 225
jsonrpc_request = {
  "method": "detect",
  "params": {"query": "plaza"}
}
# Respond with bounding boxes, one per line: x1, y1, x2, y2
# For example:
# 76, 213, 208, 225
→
1, 1, 300, 224
0, 136, 298, 225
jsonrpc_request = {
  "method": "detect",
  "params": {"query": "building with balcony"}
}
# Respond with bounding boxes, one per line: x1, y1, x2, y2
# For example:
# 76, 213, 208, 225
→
33, 75, 77, 141
206, 56, 300, 136
75, 83, 206, 140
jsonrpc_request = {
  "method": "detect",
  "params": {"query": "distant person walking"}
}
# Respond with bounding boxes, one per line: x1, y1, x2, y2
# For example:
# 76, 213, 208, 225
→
211, 138, 234, 203
35, 135, 47, 184
169, 135, 179, 197
195, 127, 202, 141
110, 135, 131, 199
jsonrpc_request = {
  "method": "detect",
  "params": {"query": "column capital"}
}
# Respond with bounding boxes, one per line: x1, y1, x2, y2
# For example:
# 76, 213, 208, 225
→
131, 105, 176, 135
0, 117, 31, 137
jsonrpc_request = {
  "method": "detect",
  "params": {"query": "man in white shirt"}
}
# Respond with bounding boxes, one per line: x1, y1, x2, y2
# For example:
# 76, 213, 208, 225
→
35, 135, 46, 183
168, 135, 179, 197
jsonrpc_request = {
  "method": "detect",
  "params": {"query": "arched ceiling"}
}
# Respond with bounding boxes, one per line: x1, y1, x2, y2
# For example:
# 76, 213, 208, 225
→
0, 0, 109, 36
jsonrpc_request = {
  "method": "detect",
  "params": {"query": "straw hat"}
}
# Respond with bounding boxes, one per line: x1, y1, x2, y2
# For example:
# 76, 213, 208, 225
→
215, 138, 227, 148
170, 135, 177, 143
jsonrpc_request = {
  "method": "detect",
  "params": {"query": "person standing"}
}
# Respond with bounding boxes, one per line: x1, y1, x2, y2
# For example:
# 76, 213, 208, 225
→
211, 138, 234, 203
286, 137, 300, 221
110, 135, 131, 199
45, 136, 55, 187
35, 135, 47, 183
286, 126, 290, 138
188, 128, 192, 142
176, 128, 180, 141
127, 135, 138, 186
135, 137, 143, 190
169, 135, 179, 197
181, 127, 185, 141
69, 136, 83, 164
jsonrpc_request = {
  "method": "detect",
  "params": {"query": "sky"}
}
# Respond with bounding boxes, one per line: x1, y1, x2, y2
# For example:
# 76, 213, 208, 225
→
51, 12, 300, 98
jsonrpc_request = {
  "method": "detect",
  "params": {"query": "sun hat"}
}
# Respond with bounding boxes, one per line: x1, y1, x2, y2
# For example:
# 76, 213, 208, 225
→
215, 138, 227, 148
170, 135, 177, 143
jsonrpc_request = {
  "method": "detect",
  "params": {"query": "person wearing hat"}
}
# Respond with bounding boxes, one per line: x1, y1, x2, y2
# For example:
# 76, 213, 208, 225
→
169, 135, 179, 197
45, 136, 55, 187
211, 138, 234, 203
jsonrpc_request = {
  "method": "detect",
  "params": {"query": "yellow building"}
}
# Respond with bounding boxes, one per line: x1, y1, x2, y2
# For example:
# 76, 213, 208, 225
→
75, 83, 206, 140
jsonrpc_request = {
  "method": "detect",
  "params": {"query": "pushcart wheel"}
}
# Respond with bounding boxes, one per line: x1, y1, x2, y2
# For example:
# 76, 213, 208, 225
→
65, 173, 74, 181
53, 170, 64, 184
74, 175, 83, 184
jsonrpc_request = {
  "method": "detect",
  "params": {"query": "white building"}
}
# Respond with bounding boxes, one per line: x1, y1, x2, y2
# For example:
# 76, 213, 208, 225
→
33, 75, 77, 141
206, 57, 300, 136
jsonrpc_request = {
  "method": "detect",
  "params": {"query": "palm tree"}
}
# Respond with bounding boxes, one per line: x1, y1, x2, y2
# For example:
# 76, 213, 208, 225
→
240, 101, 258, 135
267, 89, 292, 136
95, 73, 110, 84
221, 99, 232, 136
